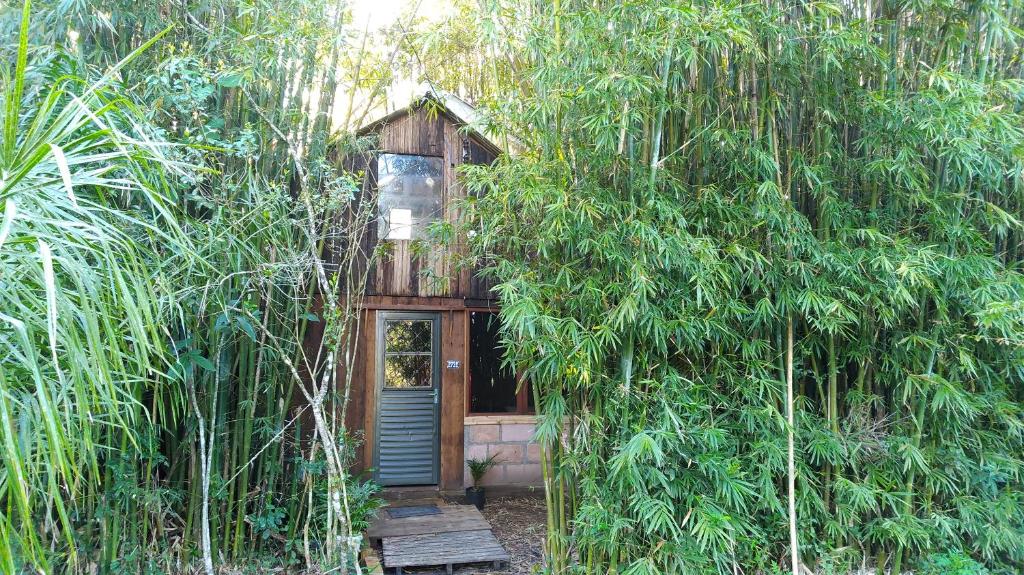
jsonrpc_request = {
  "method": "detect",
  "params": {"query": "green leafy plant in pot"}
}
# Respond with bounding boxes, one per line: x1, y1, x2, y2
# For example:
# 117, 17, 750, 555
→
465, 454, 500, 510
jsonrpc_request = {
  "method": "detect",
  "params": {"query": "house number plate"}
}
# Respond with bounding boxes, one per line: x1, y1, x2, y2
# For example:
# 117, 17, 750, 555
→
446, 360, 461, 369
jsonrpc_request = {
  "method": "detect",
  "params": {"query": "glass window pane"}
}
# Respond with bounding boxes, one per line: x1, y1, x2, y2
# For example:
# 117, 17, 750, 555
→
469, 312, 518, 413
377, 153, 443, 240
385, 320, 432, 353
384, 354, 432, 388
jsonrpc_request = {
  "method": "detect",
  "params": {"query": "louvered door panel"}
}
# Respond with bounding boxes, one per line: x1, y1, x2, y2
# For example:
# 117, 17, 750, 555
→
375, 313, 440, 486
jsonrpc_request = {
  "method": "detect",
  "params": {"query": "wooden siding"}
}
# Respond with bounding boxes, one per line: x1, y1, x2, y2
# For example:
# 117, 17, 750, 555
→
354, 308, 375, 477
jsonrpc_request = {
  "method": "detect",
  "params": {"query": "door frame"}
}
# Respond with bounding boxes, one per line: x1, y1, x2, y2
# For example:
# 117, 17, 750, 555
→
373, 310, 442, 485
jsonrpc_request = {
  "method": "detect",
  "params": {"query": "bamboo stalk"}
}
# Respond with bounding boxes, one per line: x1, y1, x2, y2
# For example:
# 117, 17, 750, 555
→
787, 317, 799, 575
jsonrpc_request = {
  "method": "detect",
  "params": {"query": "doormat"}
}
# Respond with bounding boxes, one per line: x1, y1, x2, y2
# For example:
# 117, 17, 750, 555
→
387, 504, 442, 519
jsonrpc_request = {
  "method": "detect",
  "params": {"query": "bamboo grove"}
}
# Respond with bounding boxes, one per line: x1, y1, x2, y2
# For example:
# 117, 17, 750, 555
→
463, 0, 1024, 573
0, 1, 395, 572
3, 0, 1024, 573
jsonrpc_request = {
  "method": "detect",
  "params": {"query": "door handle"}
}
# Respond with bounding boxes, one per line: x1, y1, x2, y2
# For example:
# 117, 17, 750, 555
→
432, 389, 439, 405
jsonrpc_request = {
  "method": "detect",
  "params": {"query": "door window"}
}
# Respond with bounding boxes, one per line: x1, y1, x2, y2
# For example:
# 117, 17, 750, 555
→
383, 319, 433, 389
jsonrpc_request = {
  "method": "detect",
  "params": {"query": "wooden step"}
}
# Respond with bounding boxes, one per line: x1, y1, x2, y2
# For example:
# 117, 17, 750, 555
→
382, 528, 510, 574
367, 504, 490, 544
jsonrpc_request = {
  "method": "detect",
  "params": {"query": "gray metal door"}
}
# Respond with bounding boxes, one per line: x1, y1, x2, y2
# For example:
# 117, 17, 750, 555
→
374, 311, 441, 486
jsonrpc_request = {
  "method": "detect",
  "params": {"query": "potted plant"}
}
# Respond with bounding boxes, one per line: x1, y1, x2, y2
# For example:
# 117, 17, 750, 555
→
465, 454, 500, 510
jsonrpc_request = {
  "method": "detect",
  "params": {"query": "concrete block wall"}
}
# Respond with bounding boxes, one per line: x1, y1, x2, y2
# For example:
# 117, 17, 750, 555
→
463, 416, 543, 488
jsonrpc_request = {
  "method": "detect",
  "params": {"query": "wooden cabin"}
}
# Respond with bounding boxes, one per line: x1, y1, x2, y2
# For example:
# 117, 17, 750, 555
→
344, 90, 540, 493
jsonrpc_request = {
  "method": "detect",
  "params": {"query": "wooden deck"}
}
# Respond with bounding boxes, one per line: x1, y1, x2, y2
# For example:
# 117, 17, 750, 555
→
368, 500, 510, 574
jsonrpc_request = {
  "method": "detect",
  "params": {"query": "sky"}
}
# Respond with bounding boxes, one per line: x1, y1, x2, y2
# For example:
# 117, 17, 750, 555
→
349, 0, 406, 30
346, 0, 454, 119
350, 0, 452, 34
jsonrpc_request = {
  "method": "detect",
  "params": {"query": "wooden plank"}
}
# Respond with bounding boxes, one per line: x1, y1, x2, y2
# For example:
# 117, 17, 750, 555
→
380, 495, 445, 507
376, 243, 392, 295
367, 505, 488, 540
362, 296, 471, 310
391, 240, 411, 296
443, 122, 461, 298
343, 308, 371, 473
363, 154, 380, 296
440, 310, 466, 490
464, 140, 497, 301
361, 309, 377, 475
382, 529, 509, 569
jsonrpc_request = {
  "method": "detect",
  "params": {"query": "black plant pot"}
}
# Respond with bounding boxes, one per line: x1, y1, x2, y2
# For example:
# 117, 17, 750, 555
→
465, 486, 486, 510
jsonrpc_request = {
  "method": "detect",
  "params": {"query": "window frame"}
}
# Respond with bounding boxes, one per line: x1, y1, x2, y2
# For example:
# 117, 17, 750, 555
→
464, 308, 533, 417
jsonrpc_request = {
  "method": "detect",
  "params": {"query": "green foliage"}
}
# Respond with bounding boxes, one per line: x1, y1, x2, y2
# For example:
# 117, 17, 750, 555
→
1, 0, 384, 572
0, 6, 184, 569
393, 0, 518, 108
344, 475, 387, 534
467, 453, 502, 487
250, 502, 287, 542
463, 0, 1024, 573
919, 550, 992, 575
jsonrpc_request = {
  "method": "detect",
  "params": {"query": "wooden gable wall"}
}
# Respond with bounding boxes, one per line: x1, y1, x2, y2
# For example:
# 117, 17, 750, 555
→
356, 107, 499, 301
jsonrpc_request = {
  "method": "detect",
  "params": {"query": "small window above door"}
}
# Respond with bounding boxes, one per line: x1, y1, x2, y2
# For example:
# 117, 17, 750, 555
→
377, 153, 443, 240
